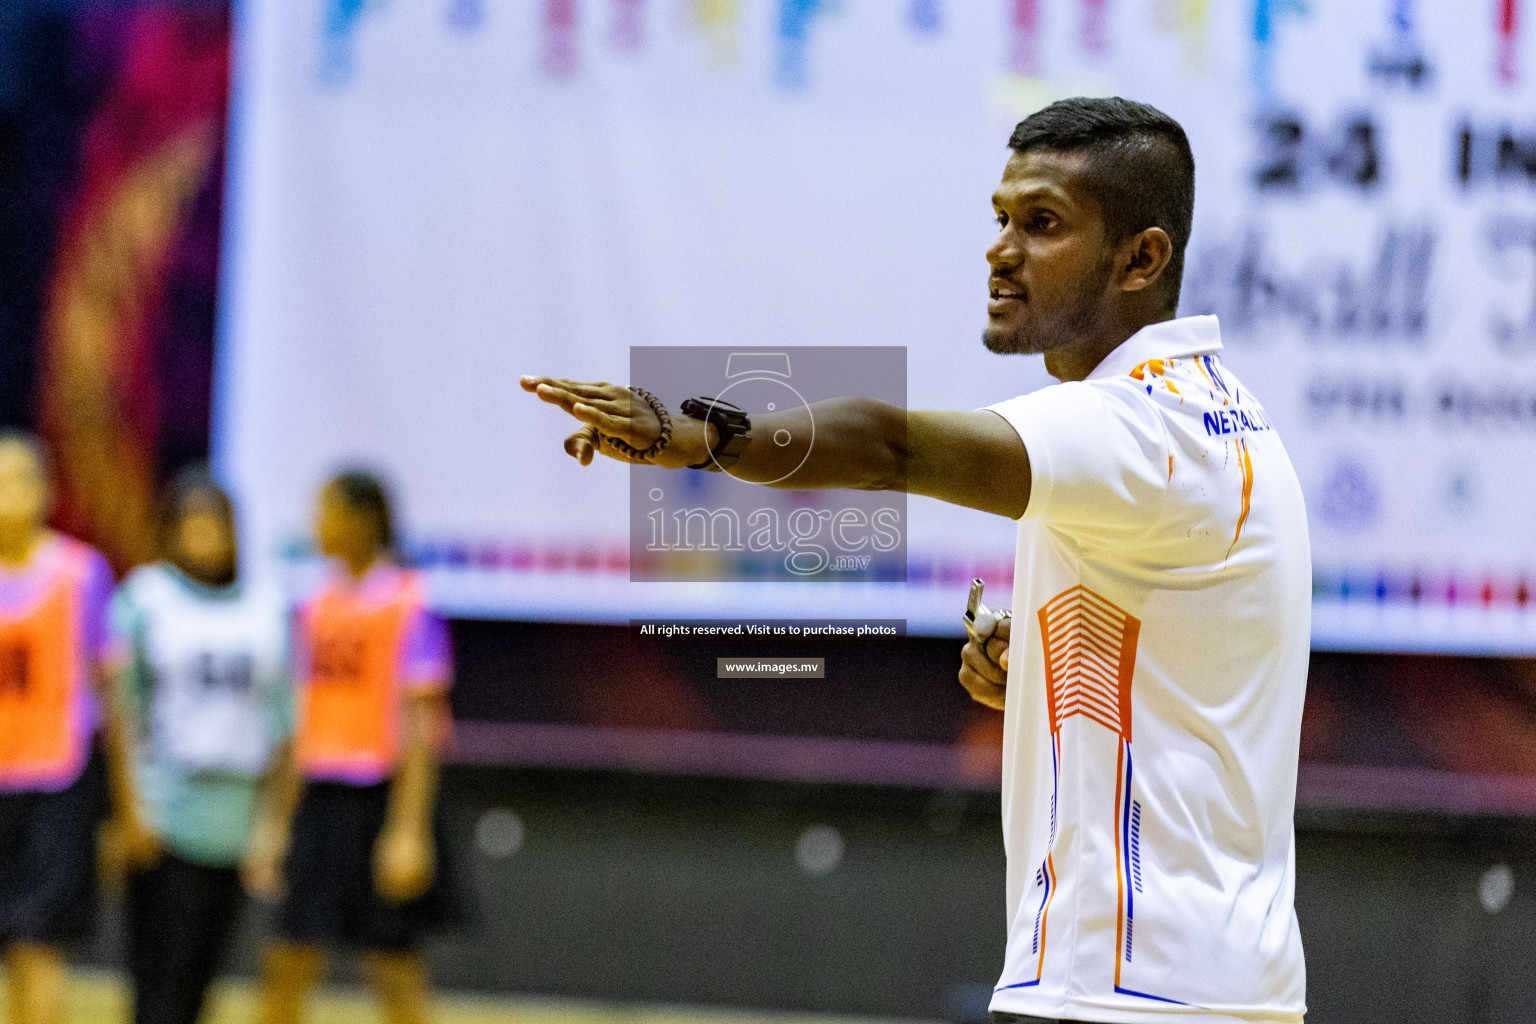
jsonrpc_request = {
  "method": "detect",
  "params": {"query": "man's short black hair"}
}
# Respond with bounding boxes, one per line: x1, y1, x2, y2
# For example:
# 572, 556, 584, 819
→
1009, 96, 1195, 311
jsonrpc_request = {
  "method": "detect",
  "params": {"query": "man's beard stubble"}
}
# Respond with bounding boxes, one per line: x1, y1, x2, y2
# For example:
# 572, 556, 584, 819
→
982, 254, 1115, 357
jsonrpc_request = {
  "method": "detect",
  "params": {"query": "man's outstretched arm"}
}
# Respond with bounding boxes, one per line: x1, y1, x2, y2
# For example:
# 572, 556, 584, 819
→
520, 376, 1032, 519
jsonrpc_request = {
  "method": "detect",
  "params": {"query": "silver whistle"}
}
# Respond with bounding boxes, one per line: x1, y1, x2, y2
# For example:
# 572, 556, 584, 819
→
964, 577, 1010, 650
962, 577, 995, 641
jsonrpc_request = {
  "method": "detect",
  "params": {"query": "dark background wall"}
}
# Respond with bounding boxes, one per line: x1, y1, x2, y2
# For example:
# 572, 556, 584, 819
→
76, 763, 1536, 1023
0, 0, 101, 429
418, 773, 1536, 1024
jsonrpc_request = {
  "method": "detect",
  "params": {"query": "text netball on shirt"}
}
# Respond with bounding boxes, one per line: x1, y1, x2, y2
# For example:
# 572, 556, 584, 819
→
1203, 407, 1275, 436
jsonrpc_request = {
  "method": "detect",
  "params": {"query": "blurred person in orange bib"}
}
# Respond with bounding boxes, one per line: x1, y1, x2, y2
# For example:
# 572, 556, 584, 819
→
246, 471, 457, 1024
112, 467, 292, 1024
0, 432, 117, 1024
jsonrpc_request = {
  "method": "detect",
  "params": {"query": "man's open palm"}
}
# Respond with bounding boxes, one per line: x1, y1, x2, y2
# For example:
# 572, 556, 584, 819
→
521, 376, 670, 466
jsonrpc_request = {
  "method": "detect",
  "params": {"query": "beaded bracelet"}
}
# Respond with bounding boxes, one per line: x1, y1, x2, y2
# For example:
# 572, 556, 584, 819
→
600, 387, 672, 462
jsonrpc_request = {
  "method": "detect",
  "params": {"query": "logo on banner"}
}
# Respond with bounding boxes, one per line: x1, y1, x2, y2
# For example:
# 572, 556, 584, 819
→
1251, 0, 1309, 102
1441, 467, 1480, 520
1498, 0, 1521, 85
1318, 457, 1380, 532
691, 0, 740, 70
445, 0, 485, 34
776, 0, 836, 90
909, 0, 942, 36
543, 0, 578, 77
1154, 0, 1209, 69
611, 0, 644, 51
1009, 0, 1041, 76
1368, 0, 1432, 89
1080, 0, 1107, 56
319, 0, 389, 85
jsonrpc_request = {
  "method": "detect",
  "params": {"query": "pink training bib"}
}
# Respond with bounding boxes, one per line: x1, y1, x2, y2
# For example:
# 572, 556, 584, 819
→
0, 543, 92, 789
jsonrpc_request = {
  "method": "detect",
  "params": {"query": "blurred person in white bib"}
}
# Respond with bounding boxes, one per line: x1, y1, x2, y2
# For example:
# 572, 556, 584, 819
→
112, 466, 291, 1024
525, 97, 1310, 1024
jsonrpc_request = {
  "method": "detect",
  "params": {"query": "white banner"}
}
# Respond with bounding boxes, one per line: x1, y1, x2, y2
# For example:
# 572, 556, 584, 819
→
217, 0, 1536, 651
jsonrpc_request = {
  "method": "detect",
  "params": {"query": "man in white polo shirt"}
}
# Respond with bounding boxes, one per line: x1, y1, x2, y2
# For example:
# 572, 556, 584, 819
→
971, 312, 1309, 1023
523, 96, 1310, 1024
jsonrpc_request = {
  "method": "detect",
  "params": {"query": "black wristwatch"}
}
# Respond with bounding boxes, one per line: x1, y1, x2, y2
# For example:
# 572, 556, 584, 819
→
680, 397, 753, 471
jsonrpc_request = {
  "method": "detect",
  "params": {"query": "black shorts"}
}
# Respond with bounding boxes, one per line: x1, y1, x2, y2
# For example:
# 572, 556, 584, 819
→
0, 747, 106, 946
127, 853, 243, 1024
276, 780, 460, 953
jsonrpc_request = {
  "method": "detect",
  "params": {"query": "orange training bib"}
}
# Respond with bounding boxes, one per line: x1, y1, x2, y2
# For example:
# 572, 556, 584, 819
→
0, 574, 83, 785
295, 574, 420, 781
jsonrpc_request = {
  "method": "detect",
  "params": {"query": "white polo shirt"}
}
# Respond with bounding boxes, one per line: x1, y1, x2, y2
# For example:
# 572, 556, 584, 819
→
986, 315, 1309, 1023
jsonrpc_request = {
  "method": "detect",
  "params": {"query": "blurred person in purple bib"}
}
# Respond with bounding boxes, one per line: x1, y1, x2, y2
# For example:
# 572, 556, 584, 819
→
246, 471, 458, 1024
0, 431, 118, 1024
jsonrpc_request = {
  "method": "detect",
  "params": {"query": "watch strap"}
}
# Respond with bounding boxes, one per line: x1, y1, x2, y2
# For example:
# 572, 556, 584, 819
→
680, 397, 752, 472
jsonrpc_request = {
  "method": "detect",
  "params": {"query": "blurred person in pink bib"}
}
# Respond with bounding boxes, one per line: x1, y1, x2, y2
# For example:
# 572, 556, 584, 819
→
0, 431, 118, 1024
246, 470, 457, 1024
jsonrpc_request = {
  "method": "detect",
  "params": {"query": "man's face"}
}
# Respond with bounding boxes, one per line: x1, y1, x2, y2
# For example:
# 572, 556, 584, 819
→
983, 149, 1115, 356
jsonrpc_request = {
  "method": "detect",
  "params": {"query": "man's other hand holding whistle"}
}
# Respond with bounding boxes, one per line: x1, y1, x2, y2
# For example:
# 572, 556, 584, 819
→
960, 588, 1011, 711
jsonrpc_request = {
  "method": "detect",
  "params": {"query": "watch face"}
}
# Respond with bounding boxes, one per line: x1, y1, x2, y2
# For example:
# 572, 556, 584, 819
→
706, 376, 813, 484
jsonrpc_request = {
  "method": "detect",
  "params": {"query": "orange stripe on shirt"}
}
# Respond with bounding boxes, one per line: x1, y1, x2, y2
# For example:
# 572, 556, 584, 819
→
1038, 852, 1058, 980
1035, 732, 1063, 982
1195, 357, 1216, 388
1227, 437, 1254, 558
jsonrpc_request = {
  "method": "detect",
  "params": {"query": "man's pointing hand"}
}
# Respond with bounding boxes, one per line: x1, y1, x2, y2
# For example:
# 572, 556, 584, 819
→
520, 376, 713, 469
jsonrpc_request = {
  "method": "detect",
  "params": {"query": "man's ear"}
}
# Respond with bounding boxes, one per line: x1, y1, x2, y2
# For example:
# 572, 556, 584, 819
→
1117, 227, 1173, 295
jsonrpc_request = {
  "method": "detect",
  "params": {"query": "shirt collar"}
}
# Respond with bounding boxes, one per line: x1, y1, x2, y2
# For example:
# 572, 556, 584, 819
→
1084, 314, 1223, 382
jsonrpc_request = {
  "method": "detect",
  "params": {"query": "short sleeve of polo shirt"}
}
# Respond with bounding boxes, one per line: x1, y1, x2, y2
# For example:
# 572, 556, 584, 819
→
399, 607, 451, 693
987, 380, 1170, 537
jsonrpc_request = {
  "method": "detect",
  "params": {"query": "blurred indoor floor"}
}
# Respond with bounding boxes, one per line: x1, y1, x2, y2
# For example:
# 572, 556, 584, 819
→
23, 971, 939, 1024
